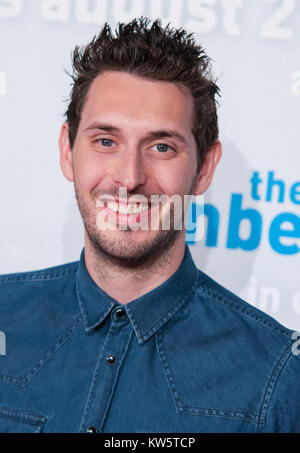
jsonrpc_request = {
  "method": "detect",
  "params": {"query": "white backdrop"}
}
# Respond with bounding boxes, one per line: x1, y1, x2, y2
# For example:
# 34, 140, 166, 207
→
0, 0, 299, 330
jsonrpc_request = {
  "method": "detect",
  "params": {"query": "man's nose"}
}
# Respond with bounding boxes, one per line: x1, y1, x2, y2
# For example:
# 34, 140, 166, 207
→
112, 148, 146, 192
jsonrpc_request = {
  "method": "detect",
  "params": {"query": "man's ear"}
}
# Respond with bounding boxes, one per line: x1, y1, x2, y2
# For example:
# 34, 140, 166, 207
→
59, 122, 74, 182
193, 140, 222, 195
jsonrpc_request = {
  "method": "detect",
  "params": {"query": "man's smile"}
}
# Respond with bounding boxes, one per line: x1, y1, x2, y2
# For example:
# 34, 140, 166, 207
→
99, 198, 155, 229
105, 200, 150, 215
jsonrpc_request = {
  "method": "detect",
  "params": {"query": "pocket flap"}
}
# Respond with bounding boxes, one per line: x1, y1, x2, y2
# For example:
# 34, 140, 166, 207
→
0, 407, 46, 433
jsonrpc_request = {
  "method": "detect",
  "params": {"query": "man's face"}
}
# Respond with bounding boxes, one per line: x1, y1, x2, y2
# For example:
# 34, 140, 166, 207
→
60, 71, 207, 267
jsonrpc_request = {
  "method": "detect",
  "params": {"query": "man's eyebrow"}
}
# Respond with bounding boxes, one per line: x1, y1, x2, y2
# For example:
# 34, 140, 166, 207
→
84, 123, 121, 133
144, 130, 188, 145
84, 123, 189, 145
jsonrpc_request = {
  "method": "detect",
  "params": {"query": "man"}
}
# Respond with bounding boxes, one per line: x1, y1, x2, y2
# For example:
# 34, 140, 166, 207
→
0, 17, 299, 434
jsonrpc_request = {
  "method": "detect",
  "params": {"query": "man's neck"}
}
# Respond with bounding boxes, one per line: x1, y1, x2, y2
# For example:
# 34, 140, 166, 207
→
83, 235, 186, 304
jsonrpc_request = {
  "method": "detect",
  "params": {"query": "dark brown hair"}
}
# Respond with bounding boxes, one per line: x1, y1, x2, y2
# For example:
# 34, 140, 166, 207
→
64, 17, 220, 169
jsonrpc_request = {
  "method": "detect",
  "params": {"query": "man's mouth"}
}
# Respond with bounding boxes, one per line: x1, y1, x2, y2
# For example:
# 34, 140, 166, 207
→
96, 196, 170, 231
104, 200, 151, 215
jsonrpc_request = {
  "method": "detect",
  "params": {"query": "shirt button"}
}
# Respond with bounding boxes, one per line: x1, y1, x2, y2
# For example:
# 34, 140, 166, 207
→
87, 426, 97, 433
106, 354, 116, 364
115, 308, 126, 319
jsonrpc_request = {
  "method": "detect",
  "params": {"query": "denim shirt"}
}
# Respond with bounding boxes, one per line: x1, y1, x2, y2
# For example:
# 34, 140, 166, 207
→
0, 245, 299, 433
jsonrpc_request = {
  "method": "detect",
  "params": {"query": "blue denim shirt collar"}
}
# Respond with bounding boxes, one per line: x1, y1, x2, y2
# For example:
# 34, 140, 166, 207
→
76, 245, 199, 344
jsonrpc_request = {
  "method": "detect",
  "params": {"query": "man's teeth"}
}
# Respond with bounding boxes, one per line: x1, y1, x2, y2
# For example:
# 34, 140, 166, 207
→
107, 201, 149, 214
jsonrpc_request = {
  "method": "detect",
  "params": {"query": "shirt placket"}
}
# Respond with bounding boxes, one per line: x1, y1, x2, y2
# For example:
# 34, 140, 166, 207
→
79, 306, 133, 433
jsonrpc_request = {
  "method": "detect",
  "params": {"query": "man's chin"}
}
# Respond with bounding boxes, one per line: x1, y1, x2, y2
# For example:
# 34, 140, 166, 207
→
86, 229, 180, 269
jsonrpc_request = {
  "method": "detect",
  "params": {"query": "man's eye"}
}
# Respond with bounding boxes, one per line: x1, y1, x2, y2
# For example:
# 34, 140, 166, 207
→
152, 143, 172, 153
98, 138, 114, 147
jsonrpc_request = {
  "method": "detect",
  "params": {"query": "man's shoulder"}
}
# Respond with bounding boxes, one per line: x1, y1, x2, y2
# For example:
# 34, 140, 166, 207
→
0, 259, 83, 387
0, 259, 80, 315
193, 266, 295, 341
0, 260, 79, 284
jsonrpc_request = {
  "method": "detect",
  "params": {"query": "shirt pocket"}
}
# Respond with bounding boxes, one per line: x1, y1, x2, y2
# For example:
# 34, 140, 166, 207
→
0, 406, 46, 433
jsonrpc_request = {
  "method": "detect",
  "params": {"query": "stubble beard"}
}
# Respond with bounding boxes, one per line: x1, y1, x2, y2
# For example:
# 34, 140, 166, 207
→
73, 178, 196, 270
